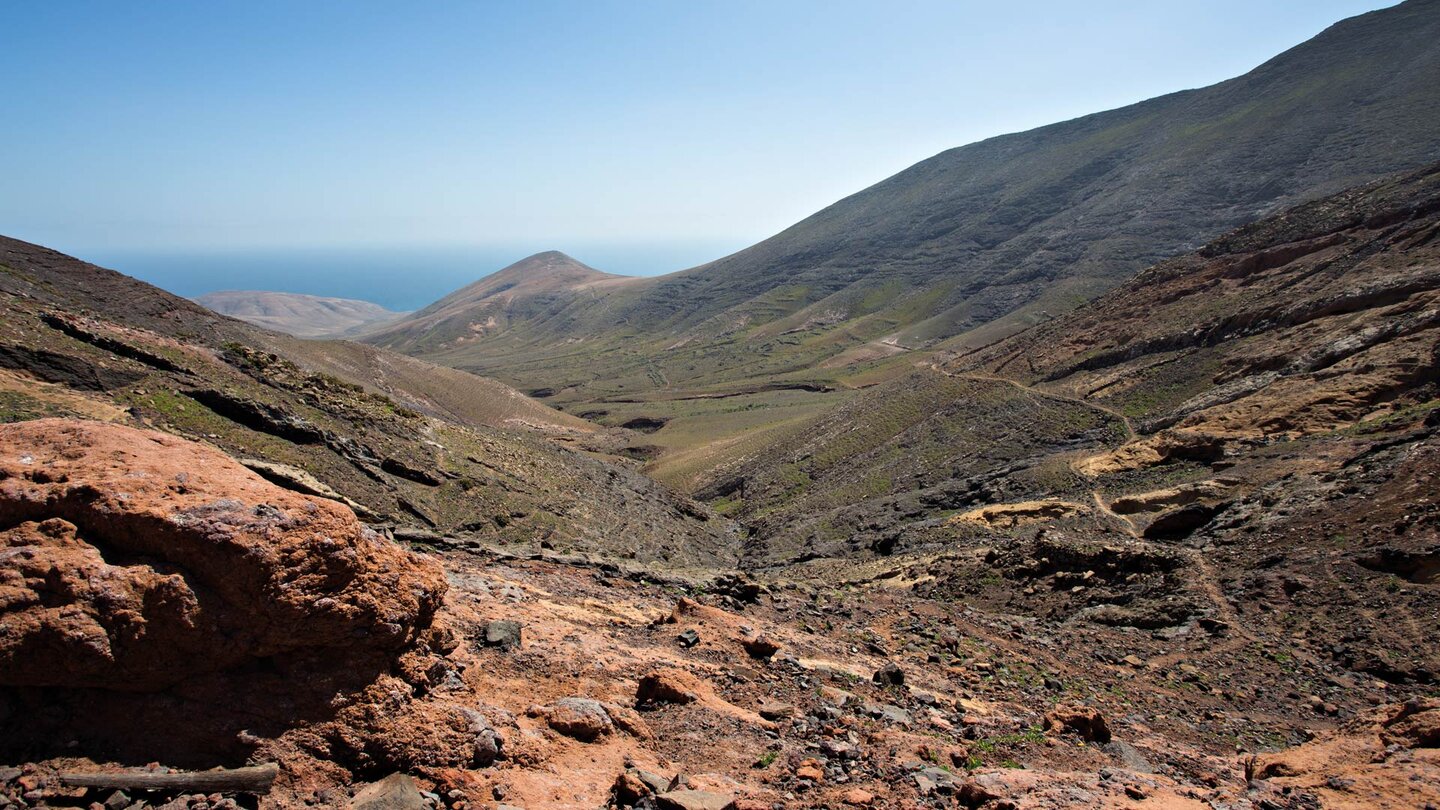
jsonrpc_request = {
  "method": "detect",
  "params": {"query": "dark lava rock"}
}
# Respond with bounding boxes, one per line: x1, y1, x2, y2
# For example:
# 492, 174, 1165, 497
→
873, 661, 905, 686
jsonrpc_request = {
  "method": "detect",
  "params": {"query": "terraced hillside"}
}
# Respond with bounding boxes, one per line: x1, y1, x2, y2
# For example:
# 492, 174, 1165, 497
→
0, 236, 740, 569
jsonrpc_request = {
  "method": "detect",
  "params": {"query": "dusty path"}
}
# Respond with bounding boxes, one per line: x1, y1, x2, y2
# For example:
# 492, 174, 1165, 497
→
932, 365, 1137, 440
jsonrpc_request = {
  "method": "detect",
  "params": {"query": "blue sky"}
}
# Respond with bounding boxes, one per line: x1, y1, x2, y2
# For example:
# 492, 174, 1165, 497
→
1, 1, 1396, 261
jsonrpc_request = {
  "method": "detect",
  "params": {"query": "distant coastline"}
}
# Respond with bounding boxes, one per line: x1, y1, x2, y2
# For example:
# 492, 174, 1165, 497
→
79, 241, 743, 311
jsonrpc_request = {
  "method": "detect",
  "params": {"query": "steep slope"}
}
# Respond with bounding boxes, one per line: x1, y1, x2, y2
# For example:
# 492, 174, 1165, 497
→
0, 235, 740, 568
196, 289, 404, 338
709, 162, 1440, 687
369, 0, 1440, 409
721, 163, 1440, 560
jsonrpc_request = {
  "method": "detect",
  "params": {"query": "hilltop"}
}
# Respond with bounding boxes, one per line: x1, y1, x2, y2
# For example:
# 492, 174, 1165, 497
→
361, 250, 635, 360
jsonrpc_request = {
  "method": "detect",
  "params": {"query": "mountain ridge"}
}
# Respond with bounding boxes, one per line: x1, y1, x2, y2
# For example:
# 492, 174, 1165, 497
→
366, 0, 1440, 407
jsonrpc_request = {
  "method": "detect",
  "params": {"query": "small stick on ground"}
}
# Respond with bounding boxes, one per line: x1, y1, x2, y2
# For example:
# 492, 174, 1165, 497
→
58, 763, 279, 794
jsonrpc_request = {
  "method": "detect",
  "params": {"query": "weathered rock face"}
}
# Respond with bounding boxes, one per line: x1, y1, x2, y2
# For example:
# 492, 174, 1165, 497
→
0, 418, 447, 691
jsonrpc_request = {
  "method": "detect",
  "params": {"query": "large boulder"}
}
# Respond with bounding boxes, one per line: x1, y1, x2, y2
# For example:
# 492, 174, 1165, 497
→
0, 418, 446, 691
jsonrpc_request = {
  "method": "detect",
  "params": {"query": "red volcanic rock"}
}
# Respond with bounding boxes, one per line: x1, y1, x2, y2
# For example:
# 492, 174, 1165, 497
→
0, 418, 446, 691
1043, 703, 1112, 743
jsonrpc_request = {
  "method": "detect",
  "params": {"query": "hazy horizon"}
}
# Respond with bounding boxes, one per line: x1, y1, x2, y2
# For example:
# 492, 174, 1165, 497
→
82, 240, 746, 311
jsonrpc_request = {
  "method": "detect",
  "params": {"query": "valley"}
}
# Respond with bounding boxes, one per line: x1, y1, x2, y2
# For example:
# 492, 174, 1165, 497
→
4, 2, 1440, 809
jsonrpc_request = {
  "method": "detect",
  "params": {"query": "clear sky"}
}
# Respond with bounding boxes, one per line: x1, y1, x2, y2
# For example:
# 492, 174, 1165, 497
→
1, 0, 1397, 262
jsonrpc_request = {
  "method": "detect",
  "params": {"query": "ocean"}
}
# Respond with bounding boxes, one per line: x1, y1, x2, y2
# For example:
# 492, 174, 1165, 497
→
81, 241, 745, 312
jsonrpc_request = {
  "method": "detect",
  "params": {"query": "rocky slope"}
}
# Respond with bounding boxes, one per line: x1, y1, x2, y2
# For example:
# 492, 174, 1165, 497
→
0, 235, 740, 569
0, 420, 468, 770
3, 175, 1440, 806
368, 0, 1440, 408
3, 423, 1436, 809
195, 291, 405, 339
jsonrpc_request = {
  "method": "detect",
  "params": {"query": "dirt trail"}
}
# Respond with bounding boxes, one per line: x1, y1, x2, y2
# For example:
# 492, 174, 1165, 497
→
933, 366, 1137, 440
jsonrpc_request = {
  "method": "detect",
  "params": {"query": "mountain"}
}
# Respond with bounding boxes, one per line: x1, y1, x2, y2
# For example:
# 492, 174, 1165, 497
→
716, 160, 1440, 562
0, 235, 740, 568
10, 170, 1437, 810
367, 0, 1440, 414
360, 250, 634, 359
709, 161, 1440, 679
195, 289, 405, 338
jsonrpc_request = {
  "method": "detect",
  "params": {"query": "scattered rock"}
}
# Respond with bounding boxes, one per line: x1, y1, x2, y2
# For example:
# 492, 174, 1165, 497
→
873, 661, 905, 686
540, 698, 613, 742
742, 634, 781, 659
656, 789, 736, 810
710, 574, 764, 604
1045, 704, 1112, 743
350, 773, 424, 810
757, 698, 794, 720
482, 620, 523, 651
794, 759, 824, 781
637, 670, 699, 707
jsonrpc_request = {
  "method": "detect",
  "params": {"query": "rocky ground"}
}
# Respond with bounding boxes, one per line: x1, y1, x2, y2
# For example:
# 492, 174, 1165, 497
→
3, 159, 1440, 810
2, 419, 1437, 809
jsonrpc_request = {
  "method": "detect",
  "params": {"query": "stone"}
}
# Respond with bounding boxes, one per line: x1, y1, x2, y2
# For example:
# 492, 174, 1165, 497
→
873, 661, 905, 686
678, 629, 701, 648
742, 634, 781, 659
1044, 704, 1112, 743
758, 698, 794, 720
612, 770, 652, 805
913, 767, 955, 796
602, 701, 654, 739
795, 759, 824, 781
841, 788, 875, 806
637, 670, 699, 707
657, 789, 736, 810
957, 779, 1005, 807
1382, 697, 1440, 747
0, 419, 447, 692
636, 770, 676, 795
543, 697, 613, 741
862, 702, 913, 727
483, 620, 523, 651
350, 773, 425, 810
